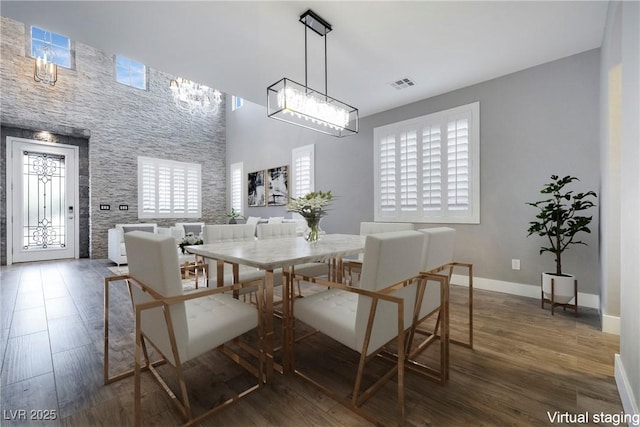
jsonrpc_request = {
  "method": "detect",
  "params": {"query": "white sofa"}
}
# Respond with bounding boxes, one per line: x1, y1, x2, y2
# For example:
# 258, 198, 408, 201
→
108, 223, 158, 265
170, 222, 205, 239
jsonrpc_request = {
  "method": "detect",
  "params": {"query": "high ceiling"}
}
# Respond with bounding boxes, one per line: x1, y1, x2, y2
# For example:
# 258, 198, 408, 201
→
2, 1, 608, 118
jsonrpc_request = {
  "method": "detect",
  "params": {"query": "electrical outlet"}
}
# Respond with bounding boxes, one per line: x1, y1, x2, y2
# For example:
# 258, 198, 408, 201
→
119, 204, 129, 211
99, 204, 110, 210
512, 259, 521, 270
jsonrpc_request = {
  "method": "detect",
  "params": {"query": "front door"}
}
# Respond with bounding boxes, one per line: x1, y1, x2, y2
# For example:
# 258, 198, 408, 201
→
8, 137, 79, 263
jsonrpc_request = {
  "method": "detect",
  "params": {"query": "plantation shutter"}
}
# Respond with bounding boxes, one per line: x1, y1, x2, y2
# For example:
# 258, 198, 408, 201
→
446, 114, 470, 213
186, 167, 200, 215
138, 157, 201, 218
158, 165, 172, 214
140, 161, 156, 216
230, 162, 243, 214
400, 130, 418, 211
422, 124, 442, 212
173, 166, 186, 213
379, 134, 396, 213
374, 102, 479, 223
292, 144, 315, 197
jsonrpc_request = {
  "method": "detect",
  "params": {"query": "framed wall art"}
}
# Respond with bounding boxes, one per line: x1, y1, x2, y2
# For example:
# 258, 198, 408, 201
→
247, 170, 266, 207
267, 165, 289, 206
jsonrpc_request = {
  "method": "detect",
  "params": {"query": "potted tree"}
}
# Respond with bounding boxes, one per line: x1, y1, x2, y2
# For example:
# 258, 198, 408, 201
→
526, 175, 597, 310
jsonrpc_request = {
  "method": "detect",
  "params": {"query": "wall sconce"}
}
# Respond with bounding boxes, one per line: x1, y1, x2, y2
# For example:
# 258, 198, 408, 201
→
34, 46, 57, 86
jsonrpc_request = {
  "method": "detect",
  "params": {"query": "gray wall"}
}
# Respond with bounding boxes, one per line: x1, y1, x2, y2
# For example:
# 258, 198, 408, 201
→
615, 0, 640, 416
228, 49, 601, 295
600, 2, 622, 321
1, 17, 227, 261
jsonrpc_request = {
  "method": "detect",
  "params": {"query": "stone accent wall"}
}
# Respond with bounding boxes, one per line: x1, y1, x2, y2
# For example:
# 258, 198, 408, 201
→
0, 17, 227, 262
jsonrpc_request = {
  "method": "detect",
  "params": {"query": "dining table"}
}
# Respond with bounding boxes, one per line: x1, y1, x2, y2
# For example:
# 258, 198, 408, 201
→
187, 233, 367, 379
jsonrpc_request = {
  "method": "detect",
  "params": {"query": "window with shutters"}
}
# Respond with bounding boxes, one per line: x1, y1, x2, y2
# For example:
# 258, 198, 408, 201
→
230, 162, 243, 215
138, 157, 201, 218
373, 102, 479, 223
291, 144, 315, 198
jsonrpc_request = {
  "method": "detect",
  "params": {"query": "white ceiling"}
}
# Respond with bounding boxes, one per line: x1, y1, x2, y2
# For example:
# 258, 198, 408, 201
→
2, 1, 608, 118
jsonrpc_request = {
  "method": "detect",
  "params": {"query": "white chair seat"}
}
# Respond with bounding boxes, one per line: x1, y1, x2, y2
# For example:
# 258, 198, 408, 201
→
105, 230, 263, 426
294, 289, 358, 351
185, 294, 258, 359
257, 223, 328, 285
292, 230, 431, 423
209, 263, 283, 290
292, 262, 329, 278
204, 224, 270, 290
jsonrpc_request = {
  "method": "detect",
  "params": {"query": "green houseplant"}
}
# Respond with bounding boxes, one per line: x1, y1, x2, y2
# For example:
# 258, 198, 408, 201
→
526, 175, 597, 307
227, 208, 243, 224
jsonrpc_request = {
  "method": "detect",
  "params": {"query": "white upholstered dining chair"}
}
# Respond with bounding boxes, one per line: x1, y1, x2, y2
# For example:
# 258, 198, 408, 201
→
203, 224, 275, 292
413, 227, 473, 351
343, 221, 415, 284
257, 223, 329, 281
103, 231, 263, 426
293, 230, 439, 424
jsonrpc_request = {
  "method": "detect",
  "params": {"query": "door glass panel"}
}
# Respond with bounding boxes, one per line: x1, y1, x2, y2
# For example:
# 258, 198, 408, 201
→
22, 150, 66, 250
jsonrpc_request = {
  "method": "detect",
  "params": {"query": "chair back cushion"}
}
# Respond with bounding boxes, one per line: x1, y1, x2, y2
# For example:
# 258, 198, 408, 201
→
246, 216, 261, 226
359, 230, 424, 291
115, 223, 157, 243
176, 222, 205, 238
416, 227, 455, 319
355, 222, 414, 261
418, 227, 456, 272
203, 224, 255, 243
257, 223, 297, 239
359, 221, 414, 235
124, 231, 188, 364
356, 230, 425, 354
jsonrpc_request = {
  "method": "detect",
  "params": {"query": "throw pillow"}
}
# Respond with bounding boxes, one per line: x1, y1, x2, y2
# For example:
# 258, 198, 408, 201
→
122, 225, 155, 234
183, 224, 203, 236
246, 216, 260, 226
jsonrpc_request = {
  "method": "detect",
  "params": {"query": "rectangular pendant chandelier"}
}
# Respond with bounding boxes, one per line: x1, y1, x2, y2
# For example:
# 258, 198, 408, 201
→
267, 9, 359, 137
267, 78, 358, 137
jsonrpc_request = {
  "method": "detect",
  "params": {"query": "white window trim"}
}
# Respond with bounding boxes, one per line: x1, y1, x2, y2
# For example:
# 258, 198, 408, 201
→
137, 156, 201, 219
291, 144, 315, 198
230, 161, 244, 216
373, 102, 480, 224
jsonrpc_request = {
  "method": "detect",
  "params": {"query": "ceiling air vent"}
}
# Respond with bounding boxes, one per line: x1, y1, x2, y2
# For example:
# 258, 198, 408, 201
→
390, 77, 416, 90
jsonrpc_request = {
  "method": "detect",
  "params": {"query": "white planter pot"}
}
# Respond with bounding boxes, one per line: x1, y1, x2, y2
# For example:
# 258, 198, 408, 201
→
542, 272, 576, 304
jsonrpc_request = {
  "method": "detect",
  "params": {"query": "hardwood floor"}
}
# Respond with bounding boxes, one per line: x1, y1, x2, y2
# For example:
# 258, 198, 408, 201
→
0, 259, 622, 426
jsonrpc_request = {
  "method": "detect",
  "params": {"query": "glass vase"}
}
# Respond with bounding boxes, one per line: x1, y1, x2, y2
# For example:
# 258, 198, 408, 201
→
305, 217, 321, 242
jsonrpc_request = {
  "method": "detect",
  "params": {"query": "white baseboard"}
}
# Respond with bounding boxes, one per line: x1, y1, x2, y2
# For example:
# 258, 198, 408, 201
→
450, 274, 600, 309
603, 314, 621, 335
615, 354, 640, 426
